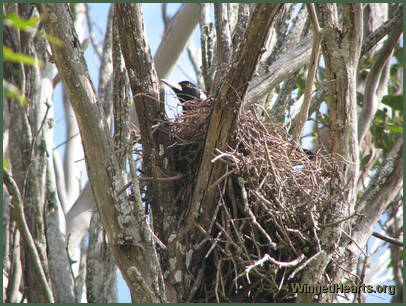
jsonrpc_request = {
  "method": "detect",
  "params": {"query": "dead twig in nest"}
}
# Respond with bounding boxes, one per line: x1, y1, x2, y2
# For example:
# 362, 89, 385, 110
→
133, 97, 342, 302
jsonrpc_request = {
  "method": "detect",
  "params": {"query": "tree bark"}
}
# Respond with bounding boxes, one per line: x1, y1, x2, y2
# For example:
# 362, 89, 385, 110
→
297, 4, 363, 302
154, 3, 200, 79
39, 3, 166, 302
186, 3, 284, 234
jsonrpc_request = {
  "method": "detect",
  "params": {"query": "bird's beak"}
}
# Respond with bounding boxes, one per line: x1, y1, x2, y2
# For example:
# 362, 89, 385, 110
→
160, 79, 182, 91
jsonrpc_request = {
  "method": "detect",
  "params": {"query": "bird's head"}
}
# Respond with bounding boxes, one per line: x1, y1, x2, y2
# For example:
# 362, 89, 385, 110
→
161, 79, 207, 102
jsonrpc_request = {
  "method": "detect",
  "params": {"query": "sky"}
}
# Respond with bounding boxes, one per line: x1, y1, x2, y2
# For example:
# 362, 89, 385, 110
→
51, 3, 397, 303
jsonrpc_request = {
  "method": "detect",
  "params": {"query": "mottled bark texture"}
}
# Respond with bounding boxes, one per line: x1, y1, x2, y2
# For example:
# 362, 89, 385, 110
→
39, 3, 166, 302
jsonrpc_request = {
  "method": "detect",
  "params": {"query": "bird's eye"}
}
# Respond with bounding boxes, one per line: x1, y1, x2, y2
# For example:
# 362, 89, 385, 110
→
185, 83, 192, 88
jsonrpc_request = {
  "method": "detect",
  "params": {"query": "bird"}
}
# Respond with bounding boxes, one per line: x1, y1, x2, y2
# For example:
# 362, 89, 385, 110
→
161, 79, 207, 112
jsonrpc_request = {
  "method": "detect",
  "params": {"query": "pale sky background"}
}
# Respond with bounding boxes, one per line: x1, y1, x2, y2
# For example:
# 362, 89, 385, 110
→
51, 3, 396, 303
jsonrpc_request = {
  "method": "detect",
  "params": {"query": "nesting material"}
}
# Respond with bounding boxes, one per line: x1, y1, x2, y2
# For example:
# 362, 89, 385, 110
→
170, 98, 214, 143
168, 100, 339, 302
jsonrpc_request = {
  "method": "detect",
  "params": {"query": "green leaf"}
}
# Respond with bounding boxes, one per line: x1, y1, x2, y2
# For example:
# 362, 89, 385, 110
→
5, 12, 63, 47
3, 80, 27, 105
3, 47, 44, 67
3, 157, 10, 171
386, 124, 403, 133
374, 109, 387, 122
381, 95, 403, 112
41, 33, 63, 47
4, 12, 39, 31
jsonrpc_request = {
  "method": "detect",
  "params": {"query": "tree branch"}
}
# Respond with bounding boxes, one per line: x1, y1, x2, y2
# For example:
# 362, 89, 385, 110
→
292, 3, 323, 144
161, 3, 170, 31
231, 3, 250, 50
358, 25, 402, 144
296, 4, 363, 294
349, 137, 403, 255
115, 2, 177, 244
372, 232, 403, 247
40, 3, 165, 301
183, 3, 284, 236
84, 3, 102, 60
214, 3, 232, 78
361, 5, 402, 56
199, 3, 215, 92
245, 34, 313, 107
115, 3, 161, 145
98, 4, 114, 118
186, 39, 204, 89
3, 169, 54, 303
5, 224, 22, 303
154, 3, 200, 79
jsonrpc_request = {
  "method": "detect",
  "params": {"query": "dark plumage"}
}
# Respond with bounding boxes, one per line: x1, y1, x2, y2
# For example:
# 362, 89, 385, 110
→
161, 79, 207, 111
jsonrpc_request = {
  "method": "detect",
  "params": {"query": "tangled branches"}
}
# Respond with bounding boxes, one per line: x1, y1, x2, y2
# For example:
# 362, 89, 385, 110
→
164, 101, 339, 302
201, 111, 337, 302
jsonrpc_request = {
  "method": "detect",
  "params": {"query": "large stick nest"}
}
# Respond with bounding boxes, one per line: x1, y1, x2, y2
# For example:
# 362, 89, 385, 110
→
166, 100, 338, 302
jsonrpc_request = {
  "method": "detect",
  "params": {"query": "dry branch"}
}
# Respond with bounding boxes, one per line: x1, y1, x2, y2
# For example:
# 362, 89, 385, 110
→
292, 3, 323, 144
3, 169, 54, 303
164, 98, 338, 301
40, 3, 166, 302
154, 3, 200, 79
185, 3, 284, 236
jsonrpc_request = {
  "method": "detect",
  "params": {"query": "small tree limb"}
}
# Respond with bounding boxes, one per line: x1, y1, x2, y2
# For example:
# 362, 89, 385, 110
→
154, 3, 200, 79
84, 3, 102, 60
358, 25, 402, 144
361, 5, 402, 56
292, 3, 323, 144
183, 3, 284, 236
214, 3, 232, 83
245, 34, 313, 107
40, 3, 166, 301
372, 232, 403, 247
343, 137, 403, 287
3, 169, 54, 303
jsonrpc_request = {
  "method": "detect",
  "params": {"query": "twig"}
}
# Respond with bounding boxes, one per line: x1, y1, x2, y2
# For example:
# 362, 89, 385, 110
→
356, 243, 368, 303
208, 168, 235, 191
288, 251, 322, 280
53, 132, 80, 150
292, 3, 323, 144
84, 3, 102, 59
372, 231, 403, 247
186, 262, 206, 302
138, 173, 185, 182
3, 169, 54, 302
239, 253, 306, 284
238, 178, 277, 248
319, 211, 361, 228
342, 230, 368, 257
336, 263, 361, 282
204, 231, 222, 259
161, 3, 170, 31
211, 149, 239, 164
